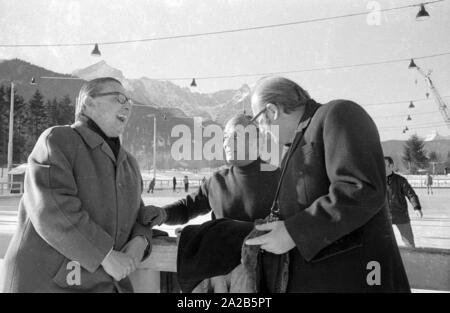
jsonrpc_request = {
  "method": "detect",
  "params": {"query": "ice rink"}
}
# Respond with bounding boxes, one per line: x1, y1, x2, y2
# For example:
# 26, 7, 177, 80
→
1, 186, 449, 251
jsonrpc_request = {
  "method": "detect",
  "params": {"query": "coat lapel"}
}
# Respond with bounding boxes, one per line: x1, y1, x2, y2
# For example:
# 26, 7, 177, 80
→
72, 121, 117, 164
101, 143, 117, 164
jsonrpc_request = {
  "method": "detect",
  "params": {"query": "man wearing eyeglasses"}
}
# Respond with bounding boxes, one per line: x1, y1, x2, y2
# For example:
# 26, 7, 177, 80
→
245, 76, 410, 292
1, 77, 152, 292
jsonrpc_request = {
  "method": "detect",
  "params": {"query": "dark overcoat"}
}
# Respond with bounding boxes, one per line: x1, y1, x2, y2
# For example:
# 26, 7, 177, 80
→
280, 100, 410, 292
0, 122, 152, 292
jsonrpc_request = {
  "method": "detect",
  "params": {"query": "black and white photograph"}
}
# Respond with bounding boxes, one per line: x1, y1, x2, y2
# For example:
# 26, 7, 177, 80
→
0, 0, 449, 297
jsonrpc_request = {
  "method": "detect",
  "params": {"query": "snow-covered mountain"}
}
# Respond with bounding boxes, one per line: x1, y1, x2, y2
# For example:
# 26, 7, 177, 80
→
424, 131, 450, 141
72, 61, 252, 123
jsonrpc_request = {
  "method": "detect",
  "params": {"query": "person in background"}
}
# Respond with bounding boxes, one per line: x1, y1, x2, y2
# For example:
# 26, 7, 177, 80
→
183, 175, 189, 193
172, 176, 177, 192
139, 113, 280, 226
425, 173, 433, 195
139, 113, 281, 291
147, 177, 156, 194
385, 156, 423, 248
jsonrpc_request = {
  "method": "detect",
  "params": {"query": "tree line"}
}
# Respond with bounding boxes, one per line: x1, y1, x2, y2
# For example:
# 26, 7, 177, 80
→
403, 134, 450, 174
0, 86, 74, 166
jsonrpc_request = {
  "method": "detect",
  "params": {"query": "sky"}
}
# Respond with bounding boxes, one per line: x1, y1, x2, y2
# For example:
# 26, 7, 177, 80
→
1, 0, 450, 141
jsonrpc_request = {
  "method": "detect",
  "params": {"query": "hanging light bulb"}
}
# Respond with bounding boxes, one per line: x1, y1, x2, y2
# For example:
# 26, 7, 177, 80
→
30, 77, 36, 85
405, 126, 409, 131
91, 43, 101, 57
409, 101, 415, 109
402, 129, 406, 134
426, 92, 430, 99
407, 115, 412, 121
190, 78, 197, 87
416, 4, 430, 21
408, 59, 417, 69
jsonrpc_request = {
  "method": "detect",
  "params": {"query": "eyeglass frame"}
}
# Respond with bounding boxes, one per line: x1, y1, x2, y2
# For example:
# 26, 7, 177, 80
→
250, 105, 268, 125
90, 91, 133, 105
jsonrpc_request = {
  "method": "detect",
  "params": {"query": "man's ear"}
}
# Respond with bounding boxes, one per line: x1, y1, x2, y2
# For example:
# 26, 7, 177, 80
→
266, 103, 279, 121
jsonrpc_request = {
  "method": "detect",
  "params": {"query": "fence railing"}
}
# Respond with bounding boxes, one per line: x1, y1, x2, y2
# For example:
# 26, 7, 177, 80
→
132, 237, 450, 292
406, 179, 450, 188
142, 179, 204, 191
0, 182, 23, 195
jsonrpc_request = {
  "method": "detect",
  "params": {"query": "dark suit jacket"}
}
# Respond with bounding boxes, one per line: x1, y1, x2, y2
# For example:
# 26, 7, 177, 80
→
0, 121, 152, 293
280, 99, 410, 292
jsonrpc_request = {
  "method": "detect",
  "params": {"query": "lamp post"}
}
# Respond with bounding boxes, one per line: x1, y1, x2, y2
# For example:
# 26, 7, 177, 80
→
6, 81, 15, 183
147, 114, 157, 180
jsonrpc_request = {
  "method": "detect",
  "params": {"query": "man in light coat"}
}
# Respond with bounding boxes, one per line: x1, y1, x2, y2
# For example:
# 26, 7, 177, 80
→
1, 77, 152, 292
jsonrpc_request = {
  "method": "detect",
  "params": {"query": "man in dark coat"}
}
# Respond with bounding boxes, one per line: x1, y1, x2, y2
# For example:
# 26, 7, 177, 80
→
139, 114, 282, 292
385, 156, 422, 248
246, 76, 410, 292
138, 114, 280, 225
0, 77, 152, 292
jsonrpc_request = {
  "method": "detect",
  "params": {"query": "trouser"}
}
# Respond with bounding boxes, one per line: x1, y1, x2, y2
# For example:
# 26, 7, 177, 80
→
395, 223, 416, 248
185, 183, 189, 192
426, 185, 433, 194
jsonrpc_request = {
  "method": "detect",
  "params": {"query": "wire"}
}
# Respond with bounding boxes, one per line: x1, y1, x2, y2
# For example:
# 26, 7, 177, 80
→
372, 111, 440, 119
155, 51, 450, 80
0, 0, 445, 48
379, 122, 449, 130
363, 95, 450, 107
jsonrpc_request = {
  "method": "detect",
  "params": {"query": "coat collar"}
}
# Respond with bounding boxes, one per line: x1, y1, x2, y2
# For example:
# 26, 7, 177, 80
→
295, 99, 321, 134
71, 121, 127, 165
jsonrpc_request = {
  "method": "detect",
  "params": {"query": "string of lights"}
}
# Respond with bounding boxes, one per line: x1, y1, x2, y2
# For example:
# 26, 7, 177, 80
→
380, 122, 449, 130
0, 0, 444, 48
372, 111, 440, 119
363, 95, 450, 107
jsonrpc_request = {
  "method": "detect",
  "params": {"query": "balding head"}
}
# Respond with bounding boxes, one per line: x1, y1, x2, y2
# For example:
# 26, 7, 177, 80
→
75, 77, 123, 122
251, 76, 310, 114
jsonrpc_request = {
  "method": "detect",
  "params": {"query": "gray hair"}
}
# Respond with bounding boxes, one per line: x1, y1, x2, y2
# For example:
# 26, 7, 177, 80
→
252, 76, 311, 114
75, 77, 123, 122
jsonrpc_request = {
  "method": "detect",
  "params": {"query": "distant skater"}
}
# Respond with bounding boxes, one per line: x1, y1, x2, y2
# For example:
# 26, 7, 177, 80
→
425, 173, 433, 195
183, 175, 189, 192
147, 177, 155, 194
385, 157, 423, 248
172, 176, 177, 192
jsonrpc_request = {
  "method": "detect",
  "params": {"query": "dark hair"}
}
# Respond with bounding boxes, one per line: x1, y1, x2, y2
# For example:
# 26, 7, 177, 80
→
75, 77, 123, 121
252, 76, 311, 114
384, 156, 394, 165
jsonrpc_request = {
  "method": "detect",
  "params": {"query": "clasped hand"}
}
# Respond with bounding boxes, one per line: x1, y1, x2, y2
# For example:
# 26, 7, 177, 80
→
101, 236, 148, 281
138, 205, 167, 227
245, 221, 296, 254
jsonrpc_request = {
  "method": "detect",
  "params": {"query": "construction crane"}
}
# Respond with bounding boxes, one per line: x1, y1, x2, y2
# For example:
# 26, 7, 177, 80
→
409, 59, 450, 129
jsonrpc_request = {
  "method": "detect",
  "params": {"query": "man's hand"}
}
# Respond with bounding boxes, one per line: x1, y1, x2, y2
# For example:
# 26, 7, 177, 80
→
138, 205, 167, 227
245, 221, 296, 254
415, 210, 423, 218
122, 236, 148, 266
101, 250, 137, 281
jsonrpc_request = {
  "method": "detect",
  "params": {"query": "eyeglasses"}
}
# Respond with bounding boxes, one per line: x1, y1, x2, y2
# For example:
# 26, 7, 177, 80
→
90, 92, 132, 105
250, 106, 267, 124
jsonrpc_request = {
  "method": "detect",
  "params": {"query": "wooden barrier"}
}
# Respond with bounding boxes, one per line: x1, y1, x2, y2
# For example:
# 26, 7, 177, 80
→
1, 236, 449, 292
